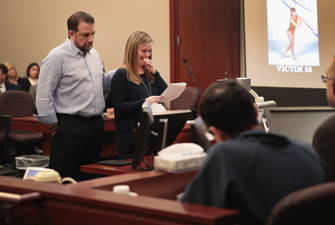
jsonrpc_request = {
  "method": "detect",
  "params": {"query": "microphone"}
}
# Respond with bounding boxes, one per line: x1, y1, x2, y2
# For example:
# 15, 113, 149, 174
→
183, 58, 188, 66
183, 58, 202, 96
255, 100, 276, 109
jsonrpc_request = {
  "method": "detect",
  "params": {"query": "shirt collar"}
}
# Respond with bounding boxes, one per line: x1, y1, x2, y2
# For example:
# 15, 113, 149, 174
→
0, 83, 5, 91
65, 38, 91, 56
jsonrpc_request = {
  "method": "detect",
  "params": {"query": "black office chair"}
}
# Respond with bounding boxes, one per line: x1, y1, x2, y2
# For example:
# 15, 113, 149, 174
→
0, 91, 42, 158
0, 115, 12, 164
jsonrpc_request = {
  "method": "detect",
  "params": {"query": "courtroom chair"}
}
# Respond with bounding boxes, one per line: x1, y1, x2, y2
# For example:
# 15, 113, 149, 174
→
170, 86, 201, 120
0, 91, 42, 159
266, 182, 335, 225
0, 115, 11, 145
0, 115, 11, 164
0, 91, 37, 117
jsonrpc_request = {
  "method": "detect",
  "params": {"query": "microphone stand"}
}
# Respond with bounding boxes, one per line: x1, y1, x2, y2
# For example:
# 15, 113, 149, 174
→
183, 58, 202, 96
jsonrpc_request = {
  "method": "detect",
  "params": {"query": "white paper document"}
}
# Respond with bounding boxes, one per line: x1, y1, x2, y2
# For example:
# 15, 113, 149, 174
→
160, 82, 186, 102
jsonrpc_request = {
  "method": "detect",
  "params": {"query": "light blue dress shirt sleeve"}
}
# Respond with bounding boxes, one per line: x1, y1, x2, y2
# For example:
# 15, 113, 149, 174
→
103, 69, 117, 91
34, 44, 63, 124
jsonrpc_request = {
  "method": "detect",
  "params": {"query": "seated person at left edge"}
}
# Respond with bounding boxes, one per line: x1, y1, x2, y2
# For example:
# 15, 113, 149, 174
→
110, 31, 167, 158
0, 64, 21, 92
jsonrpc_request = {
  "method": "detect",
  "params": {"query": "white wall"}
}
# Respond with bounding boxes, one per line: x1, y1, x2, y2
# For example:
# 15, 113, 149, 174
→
0, 0, 170, 83
270, 108, 335, 144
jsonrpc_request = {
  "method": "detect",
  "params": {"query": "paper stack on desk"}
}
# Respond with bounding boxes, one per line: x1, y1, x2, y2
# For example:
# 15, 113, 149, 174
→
154, 143, 207, 173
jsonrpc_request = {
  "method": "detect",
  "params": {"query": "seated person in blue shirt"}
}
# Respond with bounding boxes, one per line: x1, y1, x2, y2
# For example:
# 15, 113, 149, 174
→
181, 80, 328, 225
110, 31, 167, 158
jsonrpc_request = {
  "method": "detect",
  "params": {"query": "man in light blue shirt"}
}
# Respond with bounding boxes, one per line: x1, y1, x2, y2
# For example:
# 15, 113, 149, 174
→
35, 11, 114, 181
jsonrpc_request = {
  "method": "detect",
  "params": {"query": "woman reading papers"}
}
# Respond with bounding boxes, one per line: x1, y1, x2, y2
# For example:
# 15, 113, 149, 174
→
110, 31, 167, 158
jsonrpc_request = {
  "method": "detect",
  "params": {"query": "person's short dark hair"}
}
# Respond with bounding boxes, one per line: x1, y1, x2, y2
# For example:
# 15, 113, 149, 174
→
26, 62, 40, 77
67, 11, 95, 33
199, 80, 258, 138
0, 64, 8, 75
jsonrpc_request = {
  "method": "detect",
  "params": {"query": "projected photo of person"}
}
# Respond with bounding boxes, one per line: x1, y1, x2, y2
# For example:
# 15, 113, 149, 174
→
282, 8, 303, 61
267, 0, 320, 66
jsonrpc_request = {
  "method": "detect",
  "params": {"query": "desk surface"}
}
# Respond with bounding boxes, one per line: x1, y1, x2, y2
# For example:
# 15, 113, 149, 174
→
10, 116, 116, 157
11, 116, 190, 159
81, 155, 154, 176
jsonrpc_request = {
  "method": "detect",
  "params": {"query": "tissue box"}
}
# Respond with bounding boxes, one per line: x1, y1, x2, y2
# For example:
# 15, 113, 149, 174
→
154, 152, 207, 173
15, 155, 49, 170
154, 143, 207, 173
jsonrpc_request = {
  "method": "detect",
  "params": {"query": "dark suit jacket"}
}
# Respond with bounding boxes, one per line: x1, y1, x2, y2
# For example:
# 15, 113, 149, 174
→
18, 78, 31, 92
4, 81, 21, 91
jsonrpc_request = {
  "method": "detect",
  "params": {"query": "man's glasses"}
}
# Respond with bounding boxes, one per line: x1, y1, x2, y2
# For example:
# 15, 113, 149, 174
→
321, 74, 335, 83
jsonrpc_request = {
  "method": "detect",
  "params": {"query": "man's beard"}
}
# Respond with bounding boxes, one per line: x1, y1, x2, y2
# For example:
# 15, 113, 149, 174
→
80, 45, 92, 53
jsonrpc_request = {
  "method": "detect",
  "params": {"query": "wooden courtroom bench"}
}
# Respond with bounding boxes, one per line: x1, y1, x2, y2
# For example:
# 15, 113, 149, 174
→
10, 116, 191, 159
10, 116, 117, 158
0, 171, 239, 225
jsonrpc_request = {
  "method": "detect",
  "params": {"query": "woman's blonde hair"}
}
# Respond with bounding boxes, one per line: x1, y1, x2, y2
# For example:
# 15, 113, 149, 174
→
123, 31, 154, 85
4, 61, 18, 80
